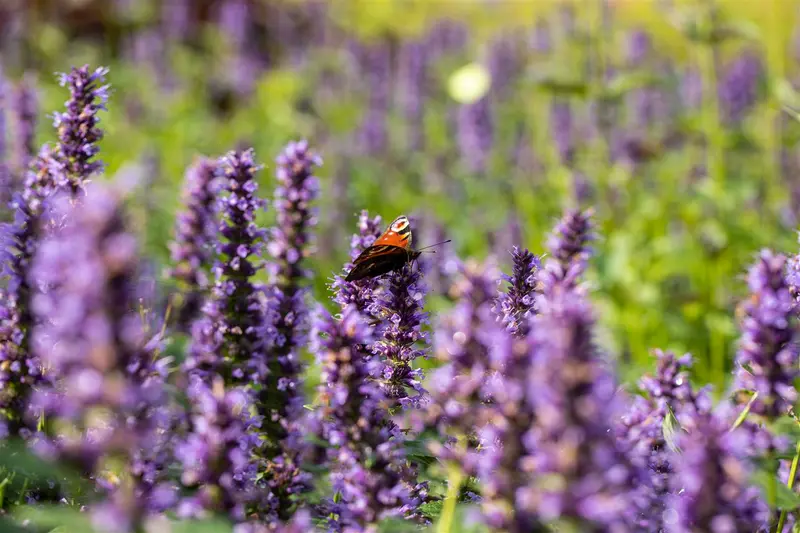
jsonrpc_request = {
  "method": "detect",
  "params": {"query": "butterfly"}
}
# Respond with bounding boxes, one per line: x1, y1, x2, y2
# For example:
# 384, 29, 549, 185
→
345, 215, 421, 282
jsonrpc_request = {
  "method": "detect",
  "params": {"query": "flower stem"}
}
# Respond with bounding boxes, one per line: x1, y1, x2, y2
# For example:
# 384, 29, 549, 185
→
437, 462, 464, 533
775, 430, 800, 532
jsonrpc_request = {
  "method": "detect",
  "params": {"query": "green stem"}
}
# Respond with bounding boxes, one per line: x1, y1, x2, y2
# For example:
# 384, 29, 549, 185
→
775, 423, 800, 532
437, 462, 464, 533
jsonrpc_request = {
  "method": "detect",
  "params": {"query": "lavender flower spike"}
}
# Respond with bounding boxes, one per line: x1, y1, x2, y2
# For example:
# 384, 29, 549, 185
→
545, 207, 595, 276
494, 246, 541, 337
29, 183, 170, 531
314, 305, 422, 530
0, 149, 64, 436
259, 140, 320, 517
477, 326, 547, 532
167, 157, 219, 330
667, 413, 768, 532
527, 271, 639, 530
265, 139, 321, 431
12, 73, 37, 180
176, 376, 262, 522
733, 250, 799, 419
331, 210, 383, 316
185, 148, 270, 386
372, 260, 430, 408
53, 65, 110, 194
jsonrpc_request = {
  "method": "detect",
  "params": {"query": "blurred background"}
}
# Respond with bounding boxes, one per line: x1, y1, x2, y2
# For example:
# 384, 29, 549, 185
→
2, 0, 800, 389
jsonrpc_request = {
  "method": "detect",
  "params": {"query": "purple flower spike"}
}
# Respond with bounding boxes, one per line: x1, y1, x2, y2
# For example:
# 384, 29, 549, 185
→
12, 73, 38, 180
372, 262, 430, 409
0, 148, 64, 435
53, 65, 110, 194
176, 376, 263, 523
0, 70, 9, 207
545, 207, 595, 277
331, 210, 383, 317
667, 413, 768, 533
457, 96, 494, 174
185, 148, 270, 387
734, 250, 799, 420
494, 246, 541, 337
29, 183, 170, 531
477, 329, 547, 532
314, 305, 424, 530
167, 157, 219, 330
719, 51, 764, 126
260, 140, 321, 517
617, 350, 711, 532
422, 259, 500, 466
266, 139, 320, 422
527, 273, 639, 530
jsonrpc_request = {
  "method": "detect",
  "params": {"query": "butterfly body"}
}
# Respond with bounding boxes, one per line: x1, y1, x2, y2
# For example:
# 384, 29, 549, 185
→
345, 215, 421, 282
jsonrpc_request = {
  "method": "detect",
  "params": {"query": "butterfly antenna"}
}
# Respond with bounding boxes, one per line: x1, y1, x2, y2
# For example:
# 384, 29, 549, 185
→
416, 239, 452, 253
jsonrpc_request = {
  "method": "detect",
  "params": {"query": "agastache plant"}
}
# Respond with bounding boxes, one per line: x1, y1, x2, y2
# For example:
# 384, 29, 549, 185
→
617, 350, 710, 532
314, 305, 424, 530
494, 246, 541, 337
29, 183, 171, 532
264, 139, 320, 438
0, 148, 64, 436
260, 140, 320, 517
476, 319, 547, 532
371, 261, 430, 409
526, 251, 639, 529
12, 73, 37, 180
667, 412, 768, 533
53, 65, 109, 194
185, 148, 271, 386
733, 250, 799, 420
422, 259, 500, 467
167, 157, 219, 330
545, 207, 595, 281
175, 375, 263, 523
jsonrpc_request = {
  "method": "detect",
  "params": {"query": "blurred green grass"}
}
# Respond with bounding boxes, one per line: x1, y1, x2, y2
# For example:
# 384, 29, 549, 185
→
6, 0, 800, 390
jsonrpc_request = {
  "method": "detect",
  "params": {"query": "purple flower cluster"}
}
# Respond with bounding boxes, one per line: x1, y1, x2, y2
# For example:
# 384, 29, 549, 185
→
185, 149, 270, 386
53, 65, 110, 194
260, 140, 320, 516
167, 157, 219, 330
494, 246, 541, 337
457, 96, 494, 174
332, 210, 383, 316
617, 350, 710, 532
12, 73, 37, 179
29, 183, 169, 531
476, 327, 545, 532
423, 259, 500, 466
545, 207, 595, 279
667, 413, 768, 532
718, 51, 764, 126
526, 271, 639, 530
0, 149, 64, 436
372, 263, 430, 409
264, 139, 320, 434
314, 305, 423, 530
733, 250, 799, 419
175, 376, 262, 522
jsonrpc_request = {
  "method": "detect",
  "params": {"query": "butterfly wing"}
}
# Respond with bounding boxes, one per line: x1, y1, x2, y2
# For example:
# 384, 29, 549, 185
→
345, 245, 409, 281
344, 215, 419, 282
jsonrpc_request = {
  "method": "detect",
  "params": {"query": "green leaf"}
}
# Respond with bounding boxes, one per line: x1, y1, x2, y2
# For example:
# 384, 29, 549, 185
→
730, 392, 759, 432
168, 517, 234, 533
0, 516, 32, 533
0, 439, 90, 494
15, 504, 93, 533
662, 406, 683, 453
752, 469, 800, 511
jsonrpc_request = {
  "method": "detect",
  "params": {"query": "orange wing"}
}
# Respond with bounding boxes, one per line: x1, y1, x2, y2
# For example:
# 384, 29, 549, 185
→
371, 215, 413, 250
